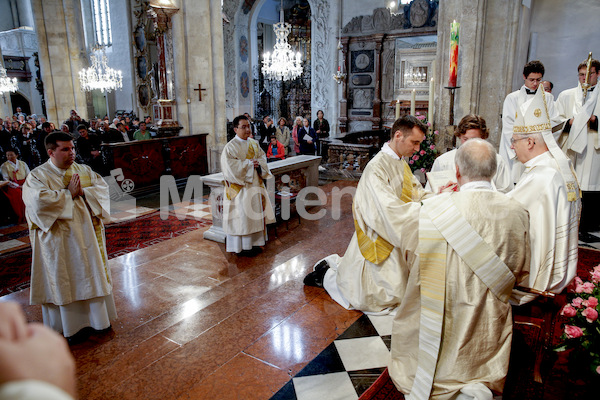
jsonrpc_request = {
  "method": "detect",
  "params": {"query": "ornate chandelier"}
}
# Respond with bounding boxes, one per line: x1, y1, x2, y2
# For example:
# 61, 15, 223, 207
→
79, 47, 123, 93
0, 65, 18, 94
261, 0, 302, 81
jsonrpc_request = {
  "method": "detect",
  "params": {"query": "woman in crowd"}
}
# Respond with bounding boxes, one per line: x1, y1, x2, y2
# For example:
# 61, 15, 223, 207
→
299, 118, 318, 155
10, 123, 41, 169
291, 116, 303, 156
275, 117, 290, 156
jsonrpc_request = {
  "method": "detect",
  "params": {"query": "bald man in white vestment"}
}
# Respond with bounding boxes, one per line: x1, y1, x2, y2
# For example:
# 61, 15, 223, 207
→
303, 116, 429, 314
221, 115, 275, 253
508, 86, 582, 304
390, 139, 530, 400
22, 131, 116, 339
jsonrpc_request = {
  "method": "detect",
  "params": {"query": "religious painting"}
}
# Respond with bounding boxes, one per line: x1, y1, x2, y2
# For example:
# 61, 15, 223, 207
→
351, 50, 374, 73
138, 85, 150, 107
136, 56, 147, 79
240, 72, 249, 98
134, 24, 146, 52
239, 36, 248, 63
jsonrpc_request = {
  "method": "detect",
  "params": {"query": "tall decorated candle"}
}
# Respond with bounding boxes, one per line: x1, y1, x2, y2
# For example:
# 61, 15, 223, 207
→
449, 20, 459, 87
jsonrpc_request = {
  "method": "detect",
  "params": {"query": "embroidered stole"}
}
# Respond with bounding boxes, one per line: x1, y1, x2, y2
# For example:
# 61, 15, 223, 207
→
225, 140, 261, 200
62, 164, 110, 282
408, 194, 515, 400
355, 161, 414, 264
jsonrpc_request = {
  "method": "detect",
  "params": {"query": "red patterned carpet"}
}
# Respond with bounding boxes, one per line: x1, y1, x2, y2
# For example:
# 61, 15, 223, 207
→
0, 212, 210, 296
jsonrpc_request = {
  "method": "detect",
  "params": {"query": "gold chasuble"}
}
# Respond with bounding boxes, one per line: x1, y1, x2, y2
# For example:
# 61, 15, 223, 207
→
390, 190, 530, 399
220, 136, 275, 247
23, 160, 112, 307
328, 147, 427, 313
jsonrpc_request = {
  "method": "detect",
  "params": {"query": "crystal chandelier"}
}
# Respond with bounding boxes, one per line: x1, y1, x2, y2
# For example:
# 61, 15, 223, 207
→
0, 65, 18, 94
261, 0, 303, 81
79, 47, 122, 93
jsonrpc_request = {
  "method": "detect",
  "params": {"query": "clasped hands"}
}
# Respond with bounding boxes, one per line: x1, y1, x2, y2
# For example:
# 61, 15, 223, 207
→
68, 174, 84, 198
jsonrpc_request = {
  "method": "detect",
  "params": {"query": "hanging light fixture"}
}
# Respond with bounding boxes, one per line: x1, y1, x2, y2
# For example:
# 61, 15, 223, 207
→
0, 64, 18, 94
79, 46, 123, 93
261, 0, 303, 81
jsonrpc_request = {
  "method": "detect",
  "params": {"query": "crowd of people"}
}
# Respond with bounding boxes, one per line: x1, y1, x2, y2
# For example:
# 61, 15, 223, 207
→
0, 110, 156, 224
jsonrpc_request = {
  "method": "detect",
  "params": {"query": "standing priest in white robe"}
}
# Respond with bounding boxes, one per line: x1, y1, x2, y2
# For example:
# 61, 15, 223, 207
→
221, 115, 275, 253
390, 139, 530, 400
425, 114, 512, 193
22, 131, 116, 339
499, 60, 560, 183
555, 58, 600, 241
303, 115, 428, 314
508, 85, 582, 304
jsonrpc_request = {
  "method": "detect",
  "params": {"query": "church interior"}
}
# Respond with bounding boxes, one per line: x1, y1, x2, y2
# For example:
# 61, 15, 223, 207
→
1, 0, 600, 399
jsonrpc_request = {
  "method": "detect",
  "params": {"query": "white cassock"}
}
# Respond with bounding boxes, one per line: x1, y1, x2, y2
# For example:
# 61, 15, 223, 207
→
555, 83, 600, 190
321, 143, 427, 314
425, 148, 513, 193
22, 160, 116, 337
390, 186, 530, 400
0, 380, 74, 400
500, 86, 560, 182
220, 136, 275, 253
507, 151, 581, 304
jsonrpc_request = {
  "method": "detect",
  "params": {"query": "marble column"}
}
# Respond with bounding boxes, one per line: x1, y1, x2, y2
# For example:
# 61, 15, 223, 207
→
30, 0, 89, 124
372, 34, 384, 129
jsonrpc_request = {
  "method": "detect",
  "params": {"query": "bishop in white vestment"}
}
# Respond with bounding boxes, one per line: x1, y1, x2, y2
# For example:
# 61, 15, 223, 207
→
22, 132, 116, 338
499, 61, 560, 183
508, 86, 581, 304
221, 115, 275, 253
304, 116, 428, 314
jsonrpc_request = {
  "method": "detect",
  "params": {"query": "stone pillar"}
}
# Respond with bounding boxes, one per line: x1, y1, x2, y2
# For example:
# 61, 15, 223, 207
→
30, 0, 89, 124
435, 0, 528, 150
172, 0, 226, 172
338, 36, 349, 134
372, 34, 384, 129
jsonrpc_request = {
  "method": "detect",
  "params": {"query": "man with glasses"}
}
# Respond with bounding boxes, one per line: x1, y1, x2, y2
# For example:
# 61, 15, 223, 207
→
508, 87, 581, 304
499, 60, 559, 184
556, 58, 600, 242
220, 115, 275, 254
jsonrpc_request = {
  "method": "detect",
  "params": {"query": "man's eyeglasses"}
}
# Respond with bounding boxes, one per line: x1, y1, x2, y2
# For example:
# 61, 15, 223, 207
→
510, 136, 528, 145
236, 124, 250, 130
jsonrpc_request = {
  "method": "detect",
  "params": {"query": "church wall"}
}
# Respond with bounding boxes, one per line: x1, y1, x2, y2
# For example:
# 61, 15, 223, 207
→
528, 0, 600, 96
340, 0, 389, 28
31, 0, 89, 125
106, 0, 135, 115
171, 0, 227, 172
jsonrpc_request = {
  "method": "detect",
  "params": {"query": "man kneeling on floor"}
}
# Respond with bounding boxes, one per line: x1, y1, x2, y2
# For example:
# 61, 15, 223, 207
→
304, 115, 429, 314
391, 139, 531, 399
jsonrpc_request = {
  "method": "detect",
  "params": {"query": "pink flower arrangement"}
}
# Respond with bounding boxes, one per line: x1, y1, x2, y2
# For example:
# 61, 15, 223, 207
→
413, 155, 419, 161
406, 115, 438, 179
557, 265, 600, 375
430, 145, 435, 150
420, 150, 426, 156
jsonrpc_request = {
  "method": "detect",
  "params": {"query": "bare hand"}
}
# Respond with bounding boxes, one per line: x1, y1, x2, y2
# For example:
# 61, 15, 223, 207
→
252, 159, 260, 168
0, 323, 76, 397
307, 140, 313, 144
91, 150, 100, 157
569, 118, 574, 126
590, 115, 597, 123
438, 182, 459, 193
0, 302, 28, 342
68, 174, 83, 198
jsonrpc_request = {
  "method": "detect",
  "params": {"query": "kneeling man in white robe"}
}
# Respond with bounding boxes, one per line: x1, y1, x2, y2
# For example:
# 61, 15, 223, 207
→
23, 131, 117, 339
303, 115, 429, 314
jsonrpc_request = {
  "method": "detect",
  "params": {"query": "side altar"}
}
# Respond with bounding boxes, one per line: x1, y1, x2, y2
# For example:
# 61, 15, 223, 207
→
201, 155, 321, 243
101, 133, 208, 195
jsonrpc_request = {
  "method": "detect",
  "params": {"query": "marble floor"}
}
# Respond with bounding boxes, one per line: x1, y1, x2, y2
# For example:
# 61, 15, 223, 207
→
1, 178, 598, 399
1, 180, 363, 399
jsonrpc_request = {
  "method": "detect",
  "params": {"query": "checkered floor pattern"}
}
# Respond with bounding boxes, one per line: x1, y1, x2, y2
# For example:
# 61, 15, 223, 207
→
271, 314, 394, 400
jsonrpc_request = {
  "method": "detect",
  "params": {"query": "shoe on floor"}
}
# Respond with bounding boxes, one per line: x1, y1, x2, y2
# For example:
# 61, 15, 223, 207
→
579, 232, 600, 243
304, 264, 329, 288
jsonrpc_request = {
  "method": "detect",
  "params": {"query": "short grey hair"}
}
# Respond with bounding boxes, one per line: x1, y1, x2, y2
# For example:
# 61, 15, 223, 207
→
455, 138, 497, 182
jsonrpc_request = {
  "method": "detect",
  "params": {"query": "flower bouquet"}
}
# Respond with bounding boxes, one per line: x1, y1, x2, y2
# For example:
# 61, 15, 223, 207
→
408, 113, 438, 182
555, 265, 600, 377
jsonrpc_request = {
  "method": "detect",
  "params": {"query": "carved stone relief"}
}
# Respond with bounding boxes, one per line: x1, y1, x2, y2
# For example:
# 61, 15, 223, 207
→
351, 88, 373, 109
309, 0, 334, 113
342, 8, 406, 35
